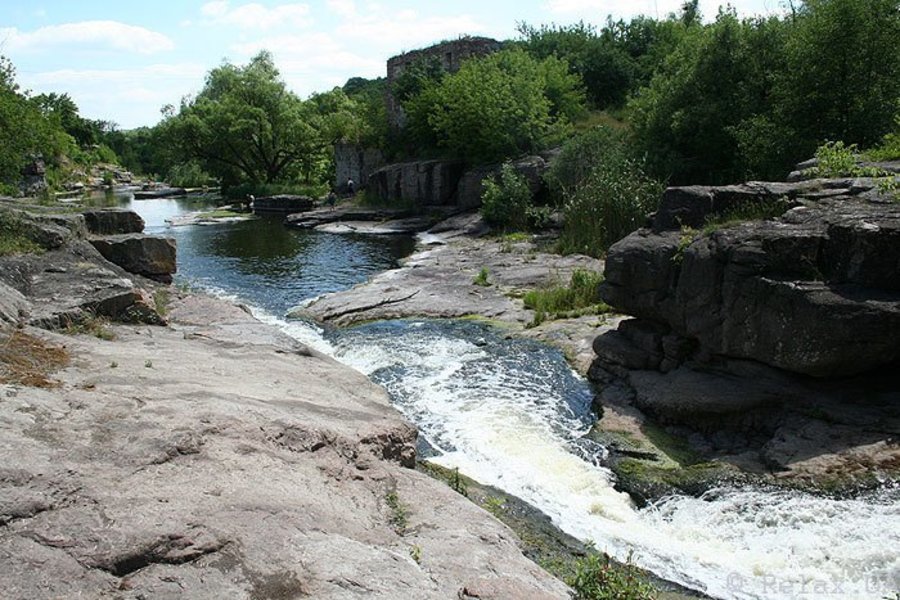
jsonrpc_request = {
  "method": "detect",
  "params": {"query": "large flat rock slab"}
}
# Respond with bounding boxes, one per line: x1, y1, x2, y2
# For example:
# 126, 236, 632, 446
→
302, 231, 610, 375
0, 295, 570, 599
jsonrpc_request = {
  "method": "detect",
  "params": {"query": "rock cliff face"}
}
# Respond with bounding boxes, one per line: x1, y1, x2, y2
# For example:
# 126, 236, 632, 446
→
600, 178, 900, 377
591, 175, 900, 483
334, 143, 385, 192
368, 154, 552, 210
368, 160, 465, 207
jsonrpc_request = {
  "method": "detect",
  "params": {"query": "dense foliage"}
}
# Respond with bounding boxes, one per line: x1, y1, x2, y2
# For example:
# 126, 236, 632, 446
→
481, 163, 543, 231
548, 127, 663, 256
161, 51, 364, 191
0, 57, 86, 194
403, 48, 585, 164
630, 0, 900, 183
3, 0, 899, 208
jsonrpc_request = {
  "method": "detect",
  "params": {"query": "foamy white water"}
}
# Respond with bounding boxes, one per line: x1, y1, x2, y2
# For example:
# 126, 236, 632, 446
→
314, 318, 898, 600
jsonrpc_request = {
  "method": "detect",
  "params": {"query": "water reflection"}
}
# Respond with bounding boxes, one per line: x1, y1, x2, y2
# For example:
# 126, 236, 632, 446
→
124, 198, 416, 316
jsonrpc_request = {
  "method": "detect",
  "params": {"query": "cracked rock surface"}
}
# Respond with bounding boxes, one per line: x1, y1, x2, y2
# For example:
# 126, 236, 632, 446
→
0, 294, 569, 599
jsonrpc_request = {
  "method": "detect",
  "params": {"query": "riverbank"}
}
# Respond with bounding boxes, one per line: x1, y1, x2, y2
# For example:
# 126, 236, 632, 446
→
0, 201, 575, 599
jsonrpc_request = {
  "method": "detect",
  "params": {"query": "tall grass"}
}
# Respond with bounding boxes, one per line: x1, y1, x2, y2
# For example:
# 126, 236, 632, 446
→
523, 269, 611, 326
547, 128, 663, 257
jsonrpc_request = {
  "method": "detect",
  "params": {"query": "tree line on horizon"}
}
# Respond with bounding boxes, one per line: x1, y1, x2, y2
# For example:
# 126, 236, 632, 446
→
2, 0, 898, 204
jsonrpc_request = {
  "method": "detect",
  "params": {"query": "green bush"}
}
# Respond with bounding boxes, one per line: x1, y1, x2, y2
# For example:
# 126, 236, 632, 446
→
568, 549, 656, 600
481, 162, 538, 231
549, 129, 662, 257
811, 140, 859, 177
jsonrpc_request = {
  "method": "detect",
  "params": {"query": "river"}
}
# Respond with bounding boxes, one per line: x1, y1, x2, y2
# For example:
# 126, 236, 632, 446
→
118, 193, 898, 600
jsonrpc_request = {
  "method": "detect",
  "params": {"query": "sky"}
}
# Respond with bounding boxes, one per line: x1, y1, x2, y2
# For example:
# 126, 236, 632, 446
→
0, 0, 785, 130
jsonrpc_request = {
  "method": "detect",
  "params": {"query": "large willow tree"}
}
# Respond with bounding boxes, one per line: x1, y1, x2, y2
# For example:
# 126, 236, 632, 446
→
166, 51, 364, 188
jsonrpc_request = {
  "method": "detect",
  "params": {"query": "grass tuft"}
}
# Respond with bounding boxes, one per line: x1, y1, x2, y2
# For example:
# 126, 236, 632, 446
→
385, 489, 409, 534
0, 211, 44, 257
523, 269, 610, 327
473, 267, 491, 287
63, 313, 115, 341
0, 329, 70, 388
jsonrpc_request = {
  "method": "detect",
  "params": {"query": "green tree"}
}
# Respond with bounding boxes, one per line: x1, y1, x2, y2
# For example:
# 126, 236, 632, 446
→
409, 48, 584, 164
33, 92, 102, 148
0, 56, 69, 190
629, 11, 789, 183
517, 21, 634, 109
167, 51, 323, 187
779, 0, 900, 152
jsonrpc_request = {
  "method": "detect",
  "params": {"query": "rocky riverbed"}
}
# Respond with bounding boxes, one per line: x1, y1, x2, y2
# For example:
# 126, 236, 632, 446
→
296, 178, 899, 503
299, 211, 615, 375
0, 200, 572, 599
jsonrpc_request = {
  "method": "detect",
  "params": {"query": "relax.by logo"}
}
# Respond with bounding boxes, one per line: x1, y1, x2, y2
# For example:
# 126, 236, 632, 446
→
726, 571, 899, 597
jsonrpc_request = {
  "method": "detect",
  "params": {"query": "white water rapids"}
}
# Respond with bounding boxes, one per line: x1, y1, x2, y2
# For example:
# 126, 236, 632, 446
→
260, 311, 899, 600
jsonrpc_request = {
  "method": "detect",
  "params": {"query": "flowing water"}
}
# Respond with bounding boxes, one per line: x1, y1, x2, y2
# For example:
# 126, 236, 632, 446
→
123, 194, 898, 599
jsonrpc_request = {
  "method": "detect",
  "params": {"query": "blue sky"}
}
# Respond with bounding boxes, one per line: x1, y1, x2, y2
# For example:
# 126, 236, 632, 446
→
1, 0, 784, 129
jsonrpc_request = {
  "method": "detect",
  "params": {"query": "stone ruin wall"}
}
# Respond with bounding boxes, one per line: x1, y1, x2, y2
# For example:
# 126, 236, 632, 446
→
334, 36, 501, 194
385, 36, 502, 130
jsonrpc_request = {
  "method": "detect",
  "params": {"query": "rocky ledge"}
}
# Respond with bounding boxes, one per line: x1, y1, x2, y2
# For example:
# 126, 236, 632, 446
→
589, 175, 900, 493
0, 201, 571, 599
1, 297, 569, 599
299, 212, 613, 375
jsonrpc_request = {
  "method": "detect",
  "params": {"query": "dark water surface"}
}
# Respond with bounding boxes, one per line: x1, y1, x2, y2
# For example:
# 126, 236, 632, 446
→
121, 194, 416, 314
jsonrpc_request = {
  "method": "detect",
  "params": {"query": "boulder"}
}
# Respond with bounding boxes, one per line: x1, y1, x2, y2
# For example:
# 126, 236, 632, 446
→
82, 209, 145, 235
0, 240, 164, 328
0, 280, 29, 325
368, 160, 465, 207
601, 185, 900, 377
90, 234, 177, 283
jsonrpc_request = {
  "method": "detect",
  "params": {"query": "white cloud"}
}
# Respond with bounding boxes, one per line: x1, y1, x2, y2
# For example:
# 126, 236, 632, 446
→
200, 1, 312, 30
326, 0, 357, 18
335, 9, 492, 54
0, 21, 174, 55
20, 63, 207, 128
231, 33, 383, 96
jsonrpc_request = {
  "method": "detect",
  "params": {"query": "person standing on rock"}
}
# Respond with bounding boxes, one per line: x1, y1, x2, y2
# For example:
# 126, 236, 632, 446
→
346, 178, 355, 196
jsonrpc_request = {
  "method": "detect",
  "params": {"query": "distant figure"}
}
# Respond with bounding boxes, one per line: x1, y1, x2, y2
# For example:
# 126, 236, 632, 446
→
245, 193, 255, 211
326, 190, 337, 210
346, 178, 355, 196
